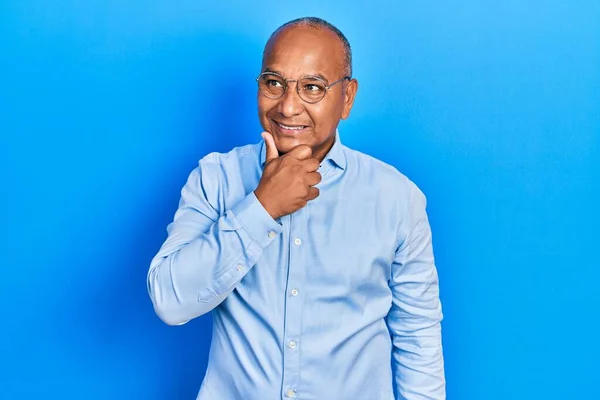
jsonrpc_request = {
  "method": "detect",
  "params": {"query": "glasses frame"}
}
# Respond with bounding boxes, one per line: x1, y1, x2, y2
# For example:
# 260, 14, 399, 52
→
256, 71, 351, 104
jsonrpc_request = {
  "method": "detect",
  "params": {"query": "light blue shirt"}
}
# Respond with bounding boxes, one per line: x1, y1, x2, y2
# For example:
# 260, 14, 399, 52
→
147, 133, 445, 400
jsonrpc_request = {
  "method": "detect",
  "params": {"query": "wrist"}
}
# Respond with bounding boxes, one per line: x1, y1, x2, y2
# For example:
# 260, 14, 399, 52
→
254, 189, 279, 220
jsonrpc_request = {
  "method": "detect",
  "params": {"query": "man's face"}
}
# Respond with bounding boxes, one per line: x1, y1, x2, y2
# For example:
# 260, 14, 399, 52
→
258, 26, 358, 160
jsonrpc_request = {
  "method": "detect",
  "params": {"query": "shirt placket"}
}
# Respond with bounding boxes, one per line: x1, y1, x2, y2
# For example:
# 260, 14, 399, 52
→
281, 205, 307, 399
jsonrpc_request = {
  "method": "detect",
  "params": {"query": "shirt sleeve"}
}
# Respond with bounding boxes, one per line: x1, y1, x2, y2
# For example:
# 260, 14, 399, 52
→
147, 161, 282, 326
387, 180, 446, 399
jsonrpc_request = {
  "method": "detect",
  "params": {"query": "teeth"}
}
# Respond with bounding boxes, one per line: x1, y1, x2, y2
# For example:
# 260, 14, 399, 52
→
278, 122, 304, 130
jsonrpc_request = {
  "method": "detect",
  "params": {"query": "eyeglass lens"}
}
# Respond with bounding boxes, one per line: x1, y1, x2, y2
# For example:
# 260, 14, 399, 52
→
258, 73, 327, 103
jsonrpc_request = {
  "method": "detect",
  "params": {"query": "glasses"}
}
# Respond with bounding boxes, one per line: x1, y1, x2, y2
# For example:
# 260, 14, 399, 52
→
256, 71, 351, 104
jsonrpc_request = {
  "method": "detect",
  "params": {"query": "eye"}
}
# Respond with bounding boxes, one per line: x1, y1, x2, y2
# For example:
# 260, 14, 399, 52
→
267, 79, 283, 87
304, 83, 322, 91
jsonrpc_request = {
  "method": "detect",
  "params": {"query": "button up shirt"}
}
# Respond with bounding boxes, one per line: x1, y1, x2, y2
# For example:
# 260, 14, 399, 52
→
147, 133, 445, 399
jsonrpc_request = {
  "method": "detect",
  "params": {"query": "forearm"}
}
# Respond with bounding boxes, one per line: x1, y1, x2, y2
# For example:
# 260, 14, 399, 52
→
390, 250, 445, 399
392, 320, 445, 399
147, 192, 281, 325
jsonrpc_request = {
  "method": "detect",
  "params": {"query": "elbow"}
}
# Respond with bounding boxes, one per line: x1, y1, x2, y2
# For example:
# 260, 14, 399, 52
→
148, 279, 214, 326
152, 292, 221, 325
153, 300, 215, 326
153, 302, 191, 326
147, 265, 201, 326
147, 258, 223, 325
148, 282, 206, 326
149, 287, 213, 325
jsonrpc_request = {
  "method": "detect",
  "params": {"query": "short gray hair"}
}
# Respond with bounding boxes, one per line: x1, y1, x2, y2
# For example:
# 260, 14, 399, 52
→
265, 17, 353, 77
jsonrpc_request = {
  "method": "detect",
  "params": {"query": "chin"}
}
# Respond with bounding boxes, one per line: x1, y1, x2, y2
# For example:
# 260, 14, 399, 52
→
274, 135, 309, 153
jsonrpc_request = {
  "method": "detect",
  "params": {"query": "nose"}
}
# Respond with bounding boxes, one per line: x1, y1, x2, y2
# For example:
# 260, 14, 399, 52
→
277, 81, 304, 118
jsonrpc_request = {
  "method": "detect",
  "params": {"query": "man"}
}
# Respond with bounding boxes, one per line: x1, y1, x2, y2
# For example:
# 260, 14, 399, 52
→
147, 17, 445, 400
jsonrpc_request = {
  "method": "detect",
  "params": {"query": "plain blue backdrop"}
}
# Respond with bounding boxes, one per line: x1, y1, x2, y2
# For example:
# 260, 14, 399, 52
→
1, 1, 599, 399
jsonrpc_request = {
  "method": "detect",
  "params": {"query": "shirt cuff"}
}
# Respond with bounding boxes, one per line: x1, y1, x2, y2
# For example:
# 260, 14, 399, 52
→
231, 191, 282, 249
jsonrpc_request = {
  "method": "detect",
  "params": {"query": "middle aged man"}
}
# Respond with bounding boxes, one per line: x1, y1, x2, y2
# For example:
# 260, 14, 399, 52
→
148, 17, 445, 400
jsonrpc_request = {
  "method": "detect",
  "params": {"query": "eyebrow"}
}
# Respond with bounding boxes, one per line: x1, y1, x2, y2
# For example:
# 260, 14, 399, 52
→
262, 67, 330, 83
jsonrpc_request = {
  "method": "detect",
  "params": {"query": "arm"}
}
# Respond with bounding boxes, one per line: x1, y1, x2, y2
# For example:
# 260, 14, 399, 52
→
147, 161, 282, 326
387, 181, 445, 399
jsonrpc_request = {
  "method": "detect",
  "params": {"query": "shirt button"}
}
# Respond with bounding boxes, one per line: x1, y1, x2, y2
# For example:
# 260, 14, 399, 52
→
294, 237, 302, 245
268, 231, 276, 239
289, 340, 297, 349
236, 264, 244, 271
286, 389, 296, 398
291, 289, 298, 297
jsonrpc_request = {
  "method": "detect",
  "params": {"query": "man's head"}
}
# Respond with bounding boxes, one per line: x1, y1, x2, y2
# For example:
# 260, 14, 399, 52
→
258, 17, 358, 161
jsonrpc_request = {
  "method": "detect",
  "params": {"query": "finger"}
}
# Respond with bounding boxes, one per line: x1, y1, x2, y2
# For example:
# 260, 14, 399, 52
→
302, 158, 320, 172
262, 131, 279, 162
287, 144, 313, 160
306, 171, 322, 186
307, 186, 320, 201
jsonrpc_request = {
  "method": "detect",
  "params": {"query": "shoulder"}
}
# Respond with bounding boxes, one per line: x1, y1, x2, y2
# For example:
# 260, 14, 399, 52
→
343, 145, 430, 245
181, 142, 261, 209
198, 142, 261, 168
343, 145, 425, 201
191, 141, 261, 183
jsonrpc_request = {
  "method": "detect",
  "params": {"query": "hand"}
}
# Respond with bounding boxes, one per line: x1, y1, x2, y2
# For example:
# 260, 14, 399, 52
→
254, 132, 322, 220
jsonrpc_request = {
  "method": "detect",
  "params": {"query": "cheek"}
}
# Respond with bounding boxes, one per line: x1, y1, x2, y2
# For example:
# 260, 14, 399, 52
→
306, 104, 333, 131
306, 104, 325, 124
257, 97, 268, 117
258, 98, 278, 119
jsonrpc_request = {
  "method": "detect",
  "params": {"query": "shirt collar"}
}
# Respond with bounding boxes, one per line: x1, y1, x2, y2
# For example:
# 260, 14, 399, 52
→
260, 130, 347, 170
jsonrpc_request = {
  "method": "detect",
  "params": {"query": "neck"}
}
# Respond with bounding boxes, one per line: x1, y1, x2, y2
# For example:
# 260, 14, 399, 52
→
312, 136, 336, 163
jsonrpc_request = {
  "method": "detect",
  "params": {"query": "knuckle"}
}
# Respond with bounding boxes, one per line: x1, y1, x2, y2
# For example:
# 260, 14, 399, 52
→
300, 146, 312, 158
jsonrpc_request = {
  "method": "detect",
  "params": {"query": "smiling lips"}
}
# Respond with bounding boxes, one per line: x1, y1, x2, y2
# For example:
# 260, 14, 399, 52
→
273, 120, 309, 135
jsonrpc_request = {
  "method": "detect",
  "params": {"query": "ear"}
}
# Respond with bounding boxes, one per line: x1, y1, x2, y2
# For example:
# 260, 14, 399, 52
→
341, 78, 358, 120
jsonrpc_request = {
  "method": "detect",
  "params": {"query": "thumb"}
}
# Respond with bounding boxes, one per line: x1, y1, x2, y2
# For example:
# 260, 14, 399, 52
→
262, 131, 279, 162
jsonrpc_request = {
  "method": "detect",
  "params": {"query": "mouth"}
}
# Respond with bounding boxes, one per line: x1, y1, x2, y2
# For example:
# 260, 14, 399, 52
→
271, 119, 309, 136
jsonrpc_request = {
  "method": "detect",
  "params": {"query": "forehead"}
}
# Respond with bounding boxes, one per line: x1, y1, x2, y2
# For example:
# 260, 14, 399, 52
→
262, 25, 346, 80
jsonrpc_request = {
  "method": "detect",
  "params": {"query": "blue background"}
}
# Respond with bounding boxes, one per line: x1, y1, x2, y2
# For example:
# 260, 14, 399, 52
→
1, 1, 598, 399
